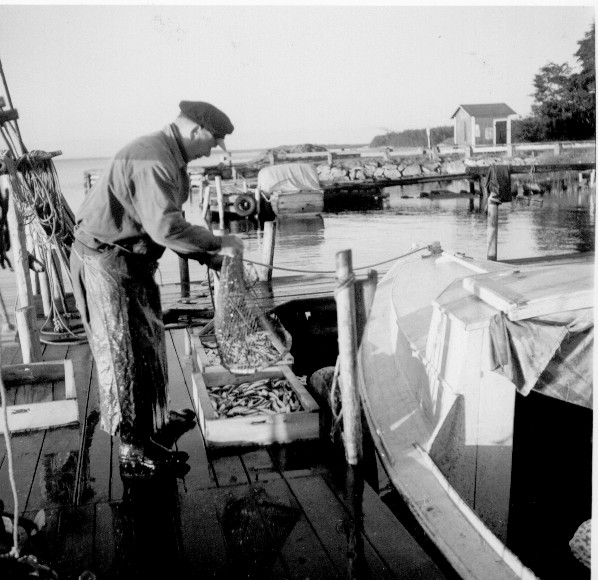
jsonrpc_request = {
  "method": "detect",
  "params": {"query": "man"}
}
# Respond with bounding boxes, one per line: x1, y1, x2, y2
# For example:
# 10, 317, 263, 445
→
71, 101, 243, 476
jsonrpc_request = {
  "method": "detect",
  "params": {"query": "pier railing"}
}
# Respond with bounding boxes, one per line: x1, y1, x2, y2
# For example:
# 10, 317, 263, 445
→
203, 140, 596, 166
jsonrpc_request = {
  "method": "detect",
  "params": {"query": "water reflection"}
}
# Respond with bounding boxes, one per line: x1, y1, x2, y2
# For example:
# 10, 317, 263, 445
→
194, 183, 594, 282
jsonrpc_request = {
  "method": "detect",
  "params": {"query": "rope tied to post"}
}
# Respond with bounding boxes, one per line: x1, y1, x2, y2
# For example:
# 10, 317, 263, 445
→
334, 271, 355, 296
241, 243, 434, 276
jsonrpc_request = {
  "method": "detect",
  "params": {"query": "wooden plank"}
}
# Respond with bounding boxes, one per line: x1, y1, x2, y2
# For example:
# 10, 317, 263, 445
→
240, 448, 282, 483
93, 501, 118, 578
1, 359, 70, 383
26, 425, 80, 511
53, 504, 95, 579
178, 487, 229, 577
210, 482, 286, 577
109, 436, 124, 502
286, 474, 395, 579
166, 329, 215, 490
24, 506, 60, 570
259, 478, 340, 579
114, 476, 185, 578
0, 429, 45, 511
211, 453, 250, 487
0, 358, 78, 433
79, 355, 114, 505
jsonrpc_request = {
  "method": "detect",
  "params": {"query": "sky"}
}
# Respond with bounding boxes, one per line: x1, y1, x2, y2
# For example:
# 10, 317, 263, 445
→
0, 3, 595, 158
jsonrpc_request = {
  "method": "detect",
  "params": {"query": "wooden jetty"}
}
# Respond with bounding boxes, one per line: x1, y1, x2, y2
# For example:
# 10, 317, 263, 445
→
0, 292, 452, 579
0, 175, 451, 578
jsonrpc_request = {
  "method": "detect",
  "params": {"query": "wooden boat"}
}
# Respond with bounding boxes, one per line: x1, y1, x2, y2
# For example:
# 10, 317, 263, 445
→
257, 163, 324, 217
358, 245, 593, 580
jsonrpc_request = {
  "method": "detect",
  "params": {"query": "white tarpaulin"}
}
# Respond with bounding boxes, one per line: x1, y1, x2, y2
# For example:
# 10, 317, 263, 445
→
257, 163, 321, 195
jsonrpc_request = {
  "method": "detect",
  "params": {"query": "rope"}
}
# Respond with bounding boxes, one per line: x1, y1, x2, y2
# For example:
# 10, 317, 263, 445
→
242, 243, 430, 275
329, 355, 342, 442
0, 333, 20, 558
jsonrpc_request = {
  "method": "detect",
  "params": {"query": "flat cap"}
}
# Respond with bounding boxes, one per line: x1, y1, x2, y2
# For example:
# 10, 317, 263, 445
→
179, 101, 234, 151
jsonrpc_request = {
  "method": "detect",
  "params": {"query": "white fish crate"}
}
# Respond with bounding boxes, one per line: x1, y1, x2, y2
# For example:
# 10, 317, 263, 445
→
189, 329, 294, 374
0, 359, 79, 432
192, 364, 319, 448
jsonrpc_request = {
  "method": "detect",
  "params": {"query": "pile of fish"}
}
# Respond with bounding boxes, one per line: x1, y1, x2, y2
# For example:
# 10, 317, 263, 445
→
203, 332, 282, 371
201, 340, 222, 365
208, 377, 302, 418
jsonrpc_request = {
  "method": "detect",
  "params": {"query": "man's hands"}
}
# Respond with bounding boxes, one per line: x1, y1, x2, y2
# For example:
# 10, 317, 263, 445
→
218, 234, 243, 257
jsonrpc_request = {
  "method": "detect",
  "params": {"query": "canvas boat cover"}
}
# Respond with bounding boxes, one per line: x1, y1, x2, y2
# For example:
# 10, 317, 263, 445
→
257, 163, 321, 195
434, 261, 594, 409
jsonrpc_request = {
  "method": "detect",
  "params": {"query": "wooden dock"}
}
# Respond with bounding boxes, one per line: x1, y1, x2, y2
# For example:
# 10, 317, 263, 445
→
0, 326, 449, 579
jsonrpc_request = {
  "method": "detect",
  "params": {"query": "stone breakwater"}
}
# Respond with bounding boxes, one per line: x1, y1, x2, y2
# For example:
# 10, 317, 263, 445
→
314, 155, 540, 183
204, 153, 544, 183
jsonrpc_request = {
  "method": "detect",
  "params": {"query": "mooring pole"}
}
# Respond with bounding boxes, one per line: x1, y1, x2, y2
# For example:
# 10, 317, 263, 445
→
335, 249, 362, 465
2, 175, 41, 362
258, 220, 276, 283
201, 185, 211, 221
487, 197, 500, 261
215, 175, 226, 233
178, 210, 190, 298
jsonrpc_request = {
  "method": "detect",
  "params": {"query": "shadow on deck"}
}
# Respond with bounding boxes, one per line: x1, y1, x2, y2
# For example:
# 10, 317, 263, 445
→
0, 328, 448, 580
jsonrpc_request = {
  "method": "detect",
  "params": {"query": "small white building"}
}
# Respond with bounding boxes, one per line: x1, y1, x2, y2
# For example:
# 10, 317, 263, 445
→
451, 103, 517, 147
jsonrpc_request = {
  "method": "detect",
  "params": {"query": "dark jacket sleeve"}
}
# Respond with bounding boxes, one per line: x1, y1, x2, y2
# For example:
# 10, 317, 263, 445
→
130, 162, 222, 255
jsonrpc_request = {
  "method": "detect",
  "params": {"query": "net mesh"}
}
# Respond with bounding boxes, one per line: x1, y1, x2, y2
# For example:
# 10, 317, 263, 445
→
213, 253, 291, 374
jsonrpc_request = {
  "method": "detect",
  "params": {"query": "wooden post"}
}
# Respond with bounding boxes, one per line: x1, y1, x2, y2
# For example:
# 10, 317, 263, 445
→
215, 176, 225, 233
468, 180, 476, 212
178, 210, 191, 298
479, 176, 486, 212
254, 187, 261, 222
355, 269, 378, 347
201, 185, 211, 221
258, 220, 276, 282
197, 179, 203, 205
37, 244, 51, 317
50, 248, 63, 300
486, 198, 499, 261
335, 249, 362, 465
361, 269, 377, 320
2, 176, 41, 362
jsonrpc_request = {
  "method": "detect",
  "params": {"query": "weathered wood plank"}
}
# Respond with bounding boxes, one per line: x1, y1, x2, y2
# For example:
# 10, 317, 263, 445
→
287, 473, 394, 579
211, 452, 250, 487
53, 504, 95, 579
178, 487, 229, 578
324, 471, 447, 579
93, 501, 119, 578
259, 478, 340, 579
0, 429, 45, 512
166, 329, 215, 490
212, 483, 291, 578
240, 448, 282, 483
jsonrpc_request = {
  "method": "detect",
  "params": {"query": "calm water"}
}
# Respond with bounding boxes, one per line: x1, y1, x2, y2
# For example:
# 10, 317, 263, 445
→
53, 157, 595, 284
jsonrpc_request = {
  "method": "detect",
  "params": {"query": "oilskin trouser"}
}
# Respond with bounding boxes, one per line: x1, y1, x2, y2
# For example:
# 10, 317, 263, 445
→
70, 239, 168, 444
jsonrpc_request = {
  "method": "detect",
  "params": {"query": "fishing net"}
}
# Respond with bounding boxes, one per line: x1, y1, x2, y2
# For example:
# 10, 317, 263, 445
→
212, 252, 291, 375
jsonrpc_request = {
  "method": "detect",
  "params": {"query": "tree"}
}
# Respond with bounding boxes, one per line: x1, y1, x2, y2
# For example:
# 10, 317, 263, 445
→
526, 23, 595, 141
571, 22, 595, 138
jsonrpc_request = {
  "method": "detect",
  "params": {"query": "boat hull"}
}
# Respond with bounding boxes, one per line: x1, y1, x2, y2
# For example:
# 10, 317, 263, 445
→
269, 190, 324, 217
358, 248, 593, 580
